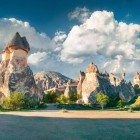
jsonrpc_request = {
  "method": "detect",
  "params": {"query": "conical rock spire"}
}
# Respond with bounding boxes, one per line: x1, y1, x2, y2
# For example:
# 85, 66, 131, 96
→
7, 32, 30, 52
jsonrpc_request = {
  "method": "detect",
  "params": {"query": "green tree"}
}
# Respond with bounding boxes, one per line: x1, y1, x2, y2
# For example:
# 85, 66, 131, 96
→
69, 90, 77, 102
2, 91, 24, 110
57, 94, 69, 104
23, 97, 39, 109
42, 91, 57, 103
2, 96, 11, 110
131, 96, 140, 108
117, 99, 126, 108
95, 92, 109, 109
107, 94, 120, 107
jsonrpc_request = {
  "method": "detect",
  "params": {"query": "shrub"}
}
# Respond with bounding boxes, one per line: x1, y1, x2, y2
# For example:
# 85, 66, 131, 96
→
2, 92, 42, 110
42, 91, 57, 103
131, 96, 140, 108
69, 90, 77, 102
2, 92, 24, 110
107, 94, 120, 107
2, 96, 11, 110
117, 99, 126, 108
95, 92, 109, 109
23, 97, 39, 109
57, 94, 69, 104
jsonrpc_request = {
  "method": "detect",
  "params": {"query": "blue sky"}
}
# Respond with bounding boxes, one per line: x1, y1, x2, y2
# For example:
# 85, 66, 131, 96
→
0, 0, 139, 37
0, 0, 140, 80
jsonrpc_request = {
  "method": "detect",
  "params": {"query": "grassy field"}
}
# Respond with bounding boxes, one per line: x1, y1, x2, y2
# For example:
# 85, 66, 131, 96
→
0, 110, 140, 140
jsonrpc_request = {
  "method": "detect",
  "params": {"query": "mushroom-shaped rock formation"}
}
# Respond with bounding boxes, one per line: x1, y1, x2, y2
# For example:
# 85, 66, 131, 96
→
0, 32, 42, 100
7, 32, 30, 53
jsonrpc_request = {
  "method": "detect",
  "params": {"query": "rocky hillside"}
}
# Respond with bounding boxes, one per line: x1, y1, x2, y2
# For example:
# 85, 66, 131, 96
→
34, 70, 70, 91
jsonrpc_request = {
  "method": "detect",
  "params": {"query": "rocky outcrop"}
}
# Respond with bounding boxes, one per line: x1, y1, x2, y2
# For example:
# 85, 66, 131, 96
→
133, 72, 140, 94
34, 70, 70, 91
0, 32, 42, 99
64, 80, 78, 98
133, 72, 140, 86
77, 71, 85, 96
77, 62, 136, 104
118, 80, 135, 102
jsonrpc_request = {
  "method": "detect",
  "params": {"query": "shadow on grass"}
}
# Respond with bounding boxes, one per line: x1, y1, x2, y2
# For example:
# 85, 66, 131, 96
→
0, 114, 140, 140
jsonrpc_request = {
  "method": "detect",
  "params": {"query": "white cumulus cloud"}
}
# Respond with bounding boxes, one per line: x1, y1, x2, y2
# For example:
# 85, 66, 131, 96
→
28, 52, 47, 65
61, 10, 140, 74
0, 18, 58, 52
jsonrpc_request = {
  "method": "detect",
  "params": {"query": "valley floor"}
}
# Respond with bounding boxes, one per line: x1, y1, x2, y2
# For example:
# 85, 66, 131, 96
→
0, 110, 140, 140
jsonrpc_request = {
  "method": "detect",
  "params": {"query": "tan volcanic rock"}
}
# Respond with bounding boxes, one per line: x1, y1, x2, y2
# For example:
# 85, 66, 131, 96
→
0, 32, 42, 99
64, 79, 78, 98
77, 62, 136, 104
133, 72, 140, 86
86, 62, 99, 73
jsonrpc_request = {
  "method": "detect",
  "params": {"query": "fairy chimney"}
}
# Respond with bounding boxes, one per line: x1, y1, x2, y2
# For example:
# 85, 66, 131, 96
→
0, 32, 42, 99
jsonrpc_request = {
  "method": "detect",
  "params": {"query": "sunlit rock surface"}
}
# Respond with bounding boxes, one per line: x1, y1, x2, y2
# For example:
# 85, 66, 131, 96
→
77, 62, 136, 104
0, 32, 42, 99
34, 70, 70, 91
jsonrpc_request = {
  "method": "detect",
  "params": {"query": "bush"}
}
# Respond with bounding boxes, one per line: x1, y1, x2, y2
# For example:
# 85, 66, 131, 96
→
95, 92, 109, 109
69, 90, 77, 102
117, 99, 126, 108
2, 92, 24, 110
23, 97, 40, 109
57, 94, 69, 104
2, 96, 11, 110
42, 91, 57, 103
1, 91, 42, 110
131, 96, 140, 108
107, 94, 120, 107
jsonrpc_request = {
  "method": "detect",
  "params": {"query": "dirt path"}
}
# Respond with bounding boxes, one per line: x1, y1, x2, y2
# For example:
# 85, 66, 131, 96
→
0, 111, 140, 140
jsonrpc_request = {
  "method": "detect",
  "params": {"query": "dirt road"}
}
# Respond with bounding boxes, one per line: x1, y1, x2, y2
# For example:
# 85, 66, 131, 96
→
0, 110, 140, 140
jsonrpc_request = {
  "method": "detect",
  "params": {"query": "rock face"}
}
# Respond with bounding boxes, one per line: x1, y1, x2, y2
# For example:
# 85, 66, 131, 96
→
77, 62, 136, 104
133, 72, 140, 94
118, 80, 135, 101
0, 32, 42, 99
34, 70, 70, 91
64, 79, 78, 98
133, 72, 140, 86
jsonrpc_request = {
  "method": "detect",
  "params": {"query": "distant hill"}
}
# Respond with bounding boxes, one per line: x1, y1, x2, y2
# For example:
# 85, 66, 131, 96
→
34, 70, 70, 91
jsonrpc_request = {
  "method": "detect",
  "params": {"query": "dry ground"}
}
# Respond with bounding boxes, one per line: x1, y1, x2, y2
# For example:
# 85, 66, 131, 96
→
0, 110, 140, 140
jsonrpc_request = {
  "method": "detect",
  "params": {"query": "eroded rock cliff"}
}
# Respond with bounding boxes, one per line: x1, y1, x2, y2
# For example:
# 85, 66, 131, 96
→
0, 32, 42, 99
77, 62, 136, 104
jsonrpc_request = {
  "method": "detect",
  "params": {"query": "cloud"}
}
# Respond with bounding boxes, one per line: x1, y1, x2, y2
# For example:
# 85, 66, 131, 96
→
28, 52, 47, 65
0, 11, 140, 79
0, 18, 70, 76
68, 7, 91, 23
61, 10, 140, 74
0, 18, 58, 52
